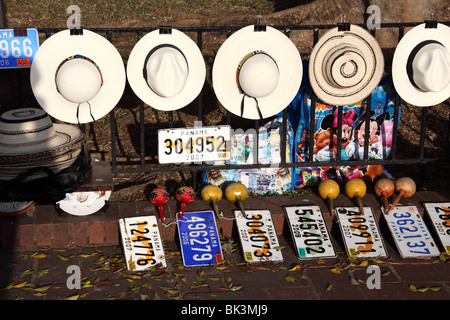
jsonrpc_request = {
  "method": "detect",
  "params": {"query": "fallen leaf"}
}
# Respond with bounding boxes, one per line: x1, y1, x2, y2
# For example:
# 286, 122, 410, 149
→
409, 284, 417, 292
30, 252, 47, 259
153, 292, 161, 300
289, 265, 303, 271
429, 287, 441, 292
330, 268, 342, 274
61, 294, 79, 300
285, 275, 296, 283
13, 281, 27, 289
324, 283, 333, 293
228, 285, 243, 292
58, 255, 73, 261
33, 285, 51, 292
358, 260, 368, 267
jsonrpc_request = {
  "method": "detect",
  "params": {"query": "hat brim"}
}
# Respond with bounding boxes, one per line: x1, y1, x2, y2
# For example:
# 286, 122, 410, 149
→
212, 25, 302, 120
392, 23, 450, 107
0, 123, 83, 157
309, 25, 384, 106
30, 29, 126, 124
126, 28, 206, 111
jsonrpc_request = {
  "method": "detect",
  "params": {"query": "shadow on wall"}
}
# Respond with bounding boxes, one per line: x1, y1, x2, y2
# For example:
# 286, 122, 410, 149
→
269, 0, 316, 12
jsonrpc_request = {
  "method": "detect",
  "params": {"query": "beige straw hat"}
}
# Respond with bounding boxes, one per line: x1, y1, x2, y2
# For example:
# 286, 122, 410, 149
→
309, 24, 384, 106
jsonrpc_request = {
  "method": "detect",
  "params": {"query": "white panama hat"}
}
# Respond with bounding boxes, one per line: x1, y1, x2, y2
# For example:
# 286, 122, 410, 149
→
309, 24, 384, 106
392, 22, 450, 107
30, 29, 126, 124
127, 28, 206, 111
212, 25, 302, 120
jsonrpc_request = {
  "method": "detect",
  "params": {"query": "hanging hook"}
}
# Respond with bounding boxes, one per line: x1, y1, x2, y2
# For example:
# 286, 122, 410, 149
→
425, 12, 437, 29
254, 14, 266, 32
337, 14, 350, 31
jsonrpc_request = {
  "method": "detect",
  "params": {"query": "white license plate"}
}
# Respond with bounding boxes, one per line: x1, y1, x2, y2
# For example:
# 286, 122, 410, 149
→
284, 205, 336, 260
423, 203, 450, 254
234, 210, 283, 263
119, 216, 167, 271
382, 206, 440, 258
158, 125, 230, 164
177, 211, 224, 267
335, 207, 388, 259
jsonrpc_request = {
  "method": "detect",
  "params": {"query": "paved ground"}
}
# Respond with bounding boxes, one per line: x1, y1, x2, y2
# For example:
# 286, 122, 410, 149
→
0, 190, 449, 308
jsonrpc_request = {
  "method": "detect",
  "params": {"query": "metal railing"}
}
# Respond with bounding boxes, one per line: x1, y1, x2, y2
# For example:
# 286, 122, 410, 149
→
11, 21, 450, 189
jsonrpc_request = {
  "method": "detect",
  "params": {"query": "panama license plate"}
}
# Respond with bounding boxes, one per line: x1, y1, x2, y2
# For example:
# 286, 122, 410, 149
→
177, 211, 223, 267
0, 28, 39, 68
234, 210, 283, 263
423, 203, 450, 254
158, 125, 230, 164
283, 205, 336, 260
335, 207, 388, 259
382, 205, 440, 258
119, 216, 167, 272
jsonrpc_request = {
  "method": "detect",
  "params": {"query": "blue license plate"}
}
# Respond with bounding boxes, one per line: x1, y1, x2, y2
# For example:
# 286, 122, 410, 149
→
0, 28, 39, 69
177, 211, 223, 267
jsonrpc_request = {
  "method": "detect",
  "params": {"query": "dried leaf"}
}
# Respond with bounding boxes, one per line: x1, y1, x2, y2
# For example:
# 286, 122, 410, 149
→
153, 292, 161, 300
330, 268, 342, 274
417, 287, 429, 293
324, 283, 333, 292
358, 260, 368, 267
58, 255, 73, 261
228, 285, 243, 292
429, 287, 441, 292
289, 265, 303, 271
285, 275, 296, 283
350, 277, 360, 286
33, 285, 51, 292
61, 294, 79, 300
30, 252, 47, 259
159, 286, 179, 295
409, 284, 417, 292
13, 281, 27, 289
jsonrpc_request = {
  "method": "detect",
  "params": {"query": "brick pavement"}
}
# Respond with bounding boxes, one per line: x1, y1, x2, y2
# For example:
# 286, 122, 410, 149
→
0, 190, 449, 303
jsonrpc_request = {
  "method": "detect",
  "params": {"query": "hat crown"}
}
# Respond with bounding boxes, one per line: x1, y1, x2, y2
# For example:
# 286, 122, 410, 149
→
412, 43, 450, 92
145, 46, 189, 98
0, 108, 58, 153
238, 52, 279, 98
55, 56, 103, 103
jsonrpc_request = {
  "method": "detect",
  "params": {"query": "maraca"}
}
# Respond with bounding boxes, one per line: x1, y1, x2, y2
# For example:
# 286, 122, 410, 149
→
201, 184, 223, 236
318, 179, 340, 217
224, 182, 249, 216
374, 178, 395, 212
176, 186, 195, 220
386, 177, 416, 215
345, 178, 367, 215
148, 188, 169, 223
201, 184, 223, 219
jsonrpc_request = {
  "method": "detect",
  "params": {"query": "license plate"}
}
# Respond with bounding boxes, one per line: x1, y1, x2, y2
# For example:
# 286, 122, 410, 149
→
283, 205, 336, 260
423, 203, 450, 254
158, 125, 230, 164
177, 211, 223, 267
0, 28, 39, 69
382, 206, 440, 258
119, 216, 167, 271
234, 210, 283, 263
335, 207, 388, 259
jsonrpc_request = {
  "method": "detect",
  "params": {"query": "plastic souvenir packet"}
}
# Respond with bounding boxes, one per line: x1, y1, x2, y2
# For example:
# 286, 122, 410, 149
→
204, 115, 294, 195
290, 71, 400, 189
